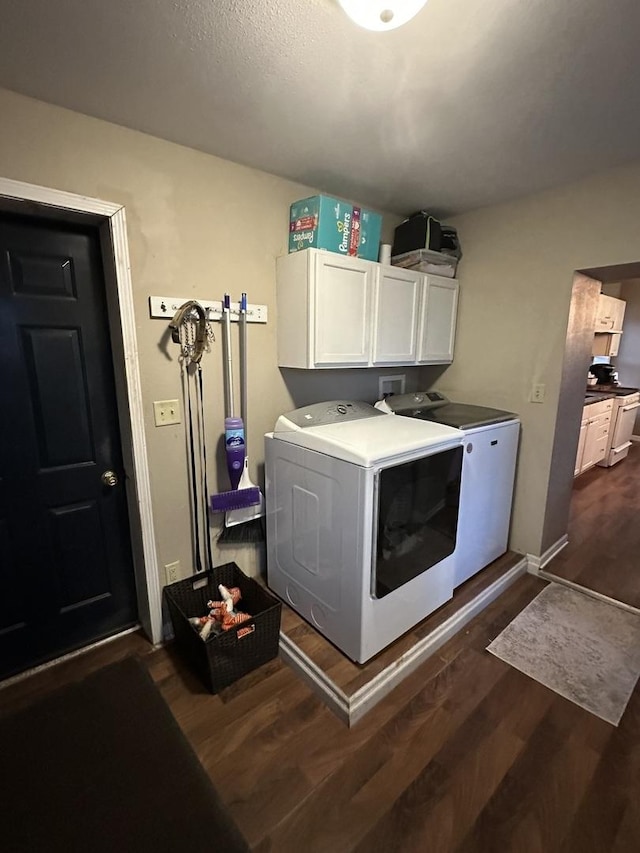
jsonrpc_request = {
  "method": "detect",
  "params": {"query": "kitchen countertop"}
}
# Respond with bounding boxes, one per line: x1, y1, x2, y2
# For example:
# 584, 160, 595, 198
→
583, 385, 640, 405
584, 393, 614, 405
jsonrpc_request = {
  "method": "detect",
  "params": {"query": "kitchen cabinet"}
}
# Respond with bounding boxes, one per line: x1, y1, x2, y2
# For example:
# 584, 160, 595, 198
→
592, 294, 625, 356
574, 414, 589, 477
592, 332, 621, 357
595, 294, 625, 332
574, 398, 614, 476
276, 248, 458, 369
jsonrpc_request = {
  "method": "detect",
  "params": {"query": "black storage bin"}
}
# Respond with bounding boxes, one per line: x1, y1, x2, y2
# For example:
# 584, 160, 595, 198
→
164, 562, 282, 693
392, 211, 442, 257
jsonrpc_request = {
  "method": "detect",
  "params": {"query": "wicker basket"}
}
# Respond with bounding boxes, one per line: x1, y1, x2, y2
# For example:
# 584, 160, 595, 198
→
164, 562, 281, 693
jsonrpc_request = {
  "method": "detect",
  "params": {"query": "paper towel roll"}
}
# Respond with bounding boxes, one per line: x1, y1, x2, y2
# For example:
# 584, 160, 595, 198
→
379, 243, 392, 265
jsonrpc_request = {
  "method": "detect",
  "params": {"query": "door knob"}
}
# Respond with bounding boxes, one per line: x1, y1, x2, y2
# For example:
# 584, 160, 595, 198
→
101, 470, 119, 487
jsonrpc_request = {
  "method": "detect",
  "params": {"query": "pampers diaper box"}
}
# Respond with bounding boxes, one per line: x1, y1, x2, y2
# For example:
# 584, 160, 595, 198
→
288, 195, 382, 261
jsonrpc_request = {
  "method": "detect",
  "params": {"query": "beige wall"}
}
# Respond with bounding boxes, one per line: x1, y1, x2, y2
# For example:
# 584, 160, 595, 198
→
0, 87, 412, 586
445, 162, 640, 556
6, 86, 640, 586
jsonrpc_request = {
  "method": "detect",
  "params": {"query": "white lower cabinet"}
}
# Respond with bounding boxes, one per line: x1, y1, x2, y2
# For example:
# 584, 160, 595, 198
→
276, 248, 458, 369
574, 416, 588, 476
574, 398, 613, 476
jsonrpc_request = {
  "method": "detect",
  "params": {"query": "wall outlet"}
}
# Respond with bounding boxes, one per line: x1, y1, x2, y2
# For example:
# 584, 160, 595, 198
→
153, 399, 180, 426
531, 383, 546, 403
379, 374, 406, 399
165, 560, 180, 585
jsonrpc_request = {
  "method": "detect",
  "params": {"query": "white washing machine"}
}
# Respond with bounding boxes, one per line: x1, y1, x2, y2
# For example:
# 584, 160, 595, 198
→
265, 400, 465, 663
378, 391, 520, 588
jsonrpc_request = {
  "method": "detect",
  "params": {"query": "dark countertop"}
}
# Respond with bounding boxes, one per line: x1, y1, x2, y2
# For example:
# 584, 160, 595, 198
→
584, 393, 614, 406
584, 385, 640, 405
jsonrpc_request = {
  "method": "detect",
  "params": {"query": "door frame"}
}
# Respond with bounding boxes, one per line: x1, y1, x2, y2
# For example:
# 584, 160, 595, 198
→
0, 176, 162, 644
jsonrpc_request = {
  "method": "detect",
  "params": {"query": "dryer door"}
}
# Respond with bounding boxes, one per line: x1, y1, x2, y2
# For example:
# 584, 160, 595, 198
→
373, 444, 462, 598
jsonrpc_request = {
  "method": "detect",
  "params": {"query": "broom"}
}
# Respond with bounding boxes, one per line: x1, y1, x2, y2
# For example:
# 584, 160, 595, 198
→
217, 293, 265, 543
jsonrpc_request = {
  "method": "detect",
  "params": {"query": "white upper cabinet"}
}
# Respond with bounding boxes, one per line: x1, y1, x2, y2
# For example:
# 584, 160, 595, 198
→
417, 277, 459, 364
276, 249, 458, 369
592, 293, 625, 357
371, 266, 421, 365
276, 250, 374, 368
592, 332, 621, 358
313, 252, 373, 366
595, 294, 626, 332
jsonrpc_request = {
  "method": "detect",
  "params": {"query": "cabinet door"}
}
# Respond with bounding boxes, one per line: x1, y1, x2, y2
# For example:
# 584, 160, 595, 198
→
613, 298, 626, 331
372, 267, 420, 364
312, 252, 373, 366
595, 294, 626, 331
580, 419, 598, 472
595, 294, 616, 330
592, 334, 620, 357
609, 332, 621, 357
418, 276, 459, 364
574, 418, 588, 476
581, 415, 610, 471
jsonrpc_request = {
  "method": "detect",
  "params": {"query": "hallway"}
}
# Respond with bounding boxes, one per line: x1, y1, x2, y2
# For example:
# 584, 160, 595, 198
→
544, 444, 640, 609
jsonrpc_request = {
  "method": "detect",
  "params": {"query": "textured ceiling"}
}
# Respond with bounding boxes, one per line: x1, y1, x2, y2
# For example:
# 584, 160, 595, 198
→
1, 0, 640, 216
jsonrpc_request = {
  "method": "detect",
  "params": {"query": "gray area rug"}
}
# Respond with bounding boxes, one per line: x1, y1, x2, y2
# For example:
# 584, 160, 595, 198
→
487, 582, 640, 725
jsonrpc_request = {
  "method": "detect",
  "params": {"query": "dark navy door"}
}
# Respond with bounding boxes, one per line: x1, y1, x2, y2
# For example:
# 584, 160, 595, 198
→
0, 213, 138, 680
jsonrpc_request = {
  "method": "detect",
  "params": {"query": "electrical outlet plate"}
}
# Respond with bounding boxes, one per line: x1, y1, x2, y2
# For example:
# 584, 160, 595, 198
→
153, 399, 180, 426
165, 561, 180, 585
379, 374, 406, 399
531, 383, 546, 403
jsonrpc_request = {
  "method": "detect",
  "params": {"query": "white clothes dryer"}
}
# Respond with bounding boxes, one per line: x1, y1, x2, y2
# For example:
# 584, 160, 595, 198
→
265, 400, 464, 663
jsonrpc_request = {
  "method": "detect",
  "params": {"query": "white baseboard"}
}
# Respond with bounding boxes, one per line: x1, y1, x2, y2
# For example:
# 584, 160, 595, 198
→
538, 572, 640, 616
279, 556, 529, 726
630, 434, 640, 443
527, 535, 569, 573
278, 633, 351, 724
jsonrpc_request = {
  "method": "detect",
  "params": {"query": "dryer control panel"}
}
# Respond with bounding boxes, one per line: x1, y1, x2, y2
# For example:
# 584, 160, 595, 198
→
275, 400, 384, 431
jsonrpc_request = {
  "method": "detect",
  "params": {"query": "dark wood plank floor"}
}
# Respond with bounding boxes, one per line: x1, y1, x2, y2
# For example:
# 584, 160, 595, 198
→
3, 567, 639, 851
545, 443, 640, 609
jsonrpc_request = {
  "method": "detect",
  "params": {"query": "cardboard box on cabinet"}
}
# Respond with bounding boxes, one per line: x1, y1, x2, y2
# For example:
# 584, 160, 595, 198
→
289, 194, 382, 261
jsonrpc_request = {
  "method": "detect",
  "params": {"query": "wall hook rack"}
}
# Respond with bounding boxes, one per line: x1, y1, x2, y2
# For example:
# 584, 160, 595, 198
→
149, 296, 268, 323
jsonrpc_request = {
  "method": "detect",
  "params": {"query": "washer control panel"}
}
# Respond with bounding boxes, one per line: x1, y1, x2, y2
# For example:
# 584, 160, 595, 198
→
275, 400, 383, 430
385, 389, 449, 413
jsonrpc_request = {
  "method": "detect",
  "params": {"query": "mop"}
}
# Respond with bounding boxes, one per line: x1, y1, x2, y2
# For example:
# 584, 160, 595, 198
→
210, 293, 261, 517
218, 292, 265, 542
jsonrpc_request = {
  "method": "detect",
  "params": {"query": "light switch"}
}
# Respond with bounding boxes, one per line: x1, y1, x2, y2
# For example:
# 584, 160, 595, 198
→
153, 399, 181, 426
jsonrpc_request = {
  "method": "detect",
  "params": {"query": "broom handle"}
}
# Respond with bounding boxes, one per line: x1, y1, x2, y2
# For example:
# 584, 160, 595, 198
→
223, 293, 234, 418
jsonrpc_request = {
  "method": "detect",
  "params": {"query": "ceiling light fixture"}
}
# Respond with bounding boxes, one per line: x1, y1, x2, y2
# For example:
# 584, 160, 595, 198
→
337, 0, 428, 31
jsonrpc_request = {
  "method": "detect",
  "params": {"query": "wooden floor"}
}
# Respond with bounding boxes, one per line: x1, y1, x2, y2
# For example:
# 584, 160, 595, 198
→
3, 571, 640, 851
545, 443, 640, 609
